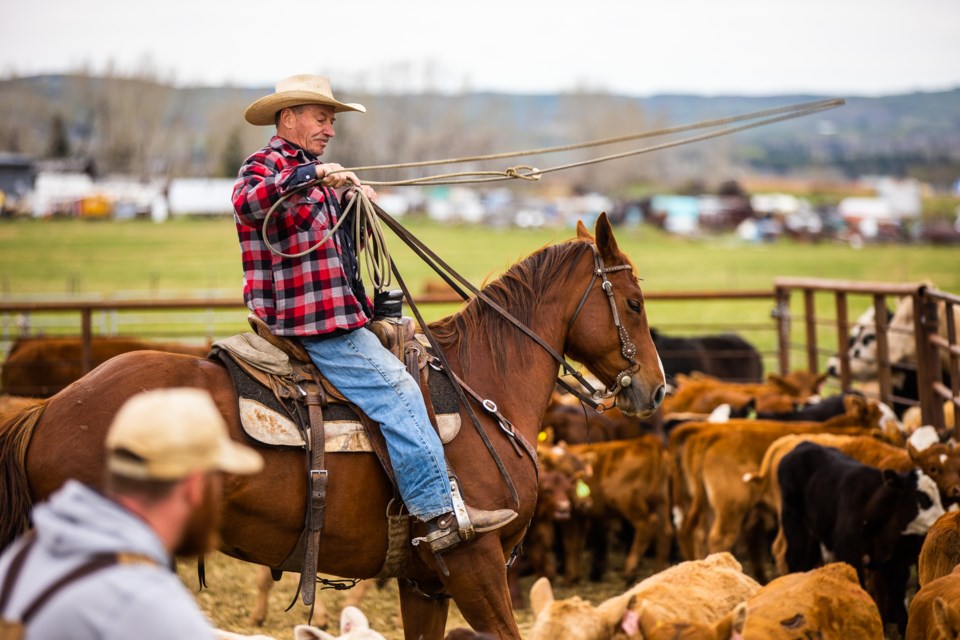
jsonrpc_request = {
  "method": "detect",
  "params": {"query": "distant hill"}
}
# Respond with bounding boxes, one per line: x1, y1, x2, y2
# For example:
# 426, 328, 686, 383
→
1, 75, 958, 188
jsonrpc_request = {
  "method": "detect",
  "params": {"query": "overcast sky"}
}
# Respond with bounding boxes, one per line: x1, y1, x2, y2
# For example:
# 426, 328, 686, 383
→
2, 0, 958, 96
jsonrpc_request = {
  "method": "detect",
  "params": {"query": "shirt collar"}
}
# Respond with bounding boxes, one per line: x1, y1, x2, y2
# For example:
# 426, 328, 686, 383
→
270, 136, 319, 162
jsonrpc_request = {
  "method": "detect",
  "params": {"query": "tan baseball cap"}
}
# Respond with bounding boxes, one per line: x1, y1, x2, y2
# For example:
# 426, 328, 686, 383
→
106, 388, 263, 480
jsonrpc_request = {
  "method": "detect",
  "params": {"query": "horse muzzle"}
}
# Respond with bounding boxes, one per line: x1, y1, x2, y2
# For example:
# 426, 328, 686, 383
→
615, 374, 666, 418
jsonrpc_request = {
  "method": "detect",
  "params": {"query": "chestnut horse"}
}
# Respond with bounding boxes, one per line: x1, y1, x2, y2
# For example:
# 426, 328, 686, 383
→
0, 214, 664, 639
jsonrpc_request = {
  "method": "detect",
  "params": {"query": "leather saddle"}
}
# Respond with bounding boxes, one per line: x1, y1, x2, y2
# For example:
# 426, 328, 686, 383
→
208, 314, 457, 605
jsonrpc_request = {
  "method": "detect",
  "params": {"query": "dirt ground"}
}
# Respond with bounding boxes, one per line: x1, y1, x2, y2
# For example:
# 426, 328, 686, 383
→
177, 550, 642, 639
180, 544, 911, 640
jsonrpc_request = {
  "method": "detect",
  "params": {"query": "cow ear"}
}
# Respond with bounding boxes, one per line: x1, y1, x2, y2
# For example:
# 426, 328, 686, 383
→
294, 624, 335, 640
711, 603, 745, 640
634, 599, 660, 637
594, 212, 620, 262
576, 220, 594, 241
765, 373, 790, 393
934, 597, 960, 637
882, 468, 903, 487
907, 441, 920, 462
530, 577, 555, 619
731, 602, 748, 635
814, 372, 828, 390
340, 606, 370, 633
621, 596, 642, 636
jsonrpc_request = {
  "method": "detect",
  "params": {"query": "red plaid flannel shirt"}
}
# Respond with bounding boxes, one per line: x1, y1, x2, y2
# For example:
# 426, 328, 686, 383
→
232, 136, 370, 337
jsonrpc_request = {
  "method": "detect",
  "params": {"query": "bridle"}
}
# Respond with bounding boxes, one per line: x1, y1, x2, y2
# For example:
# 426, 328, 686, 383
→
562, 242, 641, 410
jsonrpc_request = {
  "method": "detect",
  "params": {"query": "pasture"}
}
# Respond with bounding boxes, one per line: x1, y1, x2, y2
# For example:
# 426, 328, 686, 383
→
2, 216, 958, 377
3, 216, 959, 638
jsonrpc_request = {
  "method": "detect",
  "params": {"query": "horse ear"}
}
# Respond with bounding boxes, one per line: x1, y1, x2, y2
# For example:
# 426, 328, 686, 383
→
576, 220, 594, 240
530, 577, 555, 619
594, 212, 620, 261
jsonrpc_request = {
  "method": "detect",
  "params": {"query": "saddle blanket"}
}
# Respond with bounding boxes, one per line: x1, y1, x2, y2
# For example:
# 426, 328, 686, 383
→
215, 347, 461, 452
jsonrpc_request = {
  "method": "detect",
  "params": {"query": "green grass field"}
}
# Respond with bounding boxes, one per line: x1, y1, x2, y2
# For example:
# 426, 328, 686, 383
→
3, 216, 957, 294
1, 215, 958, 374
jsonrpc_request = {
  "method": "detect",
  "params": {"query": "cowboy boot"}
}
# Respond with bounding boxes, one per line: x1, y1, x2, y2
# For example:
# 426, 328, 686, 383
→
414, 504, 518, 554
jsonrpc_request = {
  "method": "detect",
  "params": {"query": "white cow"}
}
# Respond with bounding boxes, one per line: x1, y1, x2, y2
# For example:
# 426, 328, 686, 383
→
295, 606, 386, 640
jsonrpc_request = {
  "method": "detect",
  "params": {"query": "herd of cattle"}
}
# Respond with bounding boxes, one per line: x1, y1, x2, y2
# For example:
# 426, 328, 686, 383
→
2, 293, 960, 639
510, 296, 960, 639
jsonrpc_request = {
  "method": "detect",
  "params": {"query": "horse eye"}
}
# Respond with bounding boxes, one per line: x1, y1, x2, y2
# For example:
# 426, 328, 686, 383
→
627, 299, 642, 313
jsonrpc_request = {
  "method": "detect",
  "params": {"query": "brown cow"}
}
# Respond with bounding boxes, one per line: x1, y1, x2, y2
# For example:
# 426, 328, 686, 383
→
675, 397, 899, 581
1, 336, 210, 397
907, 565, 960, 640
661, 370, 827, 415
528, 552, 759, 640
644, 563, 882, 640
553, 435, 672, 584
919, 510, 960, 588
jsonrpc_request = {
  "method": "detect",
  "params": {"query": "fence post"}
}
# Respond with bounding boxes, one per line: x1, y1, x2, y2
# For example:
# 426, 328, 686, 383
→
833, 292, 851, 391
81, 307, 92, 375
774, 286, 791, 375
803, 289, 818, 373
873, 294, 892, 406
946, 299, 960, 439
915, 290, 945, 434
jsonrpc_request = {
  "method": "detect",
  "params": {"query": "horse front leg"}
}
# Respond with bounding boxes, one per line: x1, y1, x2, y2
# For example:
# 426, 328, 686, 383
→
438, 535, 521, 639
398, 577, 449, 640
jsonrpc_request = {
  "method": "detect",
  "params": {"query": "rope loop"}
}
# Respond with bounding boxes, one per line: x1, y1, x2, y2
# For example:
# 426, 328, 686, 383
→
504, 165, 541, 181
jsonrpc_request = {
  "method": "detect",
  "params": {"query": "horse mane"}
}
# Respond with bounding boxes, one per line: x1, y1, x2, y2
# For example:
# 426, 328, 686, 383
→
428, 238, 594, 377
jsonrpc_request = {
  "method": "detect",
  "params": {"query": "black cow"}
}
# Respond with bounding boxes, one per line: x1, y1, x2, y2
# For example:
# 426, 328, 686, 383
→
779, 441, 944, 633
755, 391, 861, 422
651, 328, 763, 385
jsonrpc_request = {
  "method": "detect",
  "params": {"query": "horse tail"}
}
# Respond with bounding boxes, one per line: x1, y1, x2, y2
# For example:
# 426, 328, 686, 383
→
0, 400, 48, 551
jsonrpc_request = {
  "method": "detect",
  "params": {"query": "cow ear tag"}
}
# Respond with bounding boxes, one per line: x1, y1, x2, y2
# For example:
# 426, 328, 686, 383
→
576, 479, 591, 499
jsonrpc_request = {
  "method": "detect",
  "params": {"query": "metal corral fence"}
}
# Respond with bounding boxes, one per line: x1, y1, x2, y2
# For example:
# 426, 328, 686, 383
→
773, 278, 960, 433
0, 289, 777, 385
2, 284, 957, 431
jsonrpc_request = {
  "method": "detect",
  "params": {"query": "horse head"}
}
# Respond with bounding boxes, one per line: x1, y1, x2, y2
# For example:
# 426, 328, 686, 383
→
566, 213, 665, 418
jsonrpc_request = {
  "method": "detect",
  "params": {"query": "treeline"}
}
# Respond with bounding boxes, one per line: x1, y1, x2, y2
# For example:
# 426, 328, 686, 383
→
1, 70, 958, 192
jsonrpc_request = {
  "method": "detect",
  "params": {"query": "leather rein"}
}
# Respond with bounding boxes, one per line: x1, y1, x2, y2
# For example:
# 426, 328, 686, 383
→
367, 199, 639, 413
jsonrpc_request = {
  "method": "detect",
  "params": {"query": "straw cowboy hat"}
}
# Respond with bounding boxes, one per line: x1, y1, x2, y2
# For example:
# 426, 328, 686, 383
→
244, 74, 366, 126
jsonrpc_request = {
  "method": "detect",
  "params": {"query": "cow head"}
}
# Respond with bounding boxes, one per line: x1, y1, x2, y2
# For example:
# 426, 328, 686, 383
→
862, 468, 944, 566
529, 577, 627, 640
908, 430, 960, 506
536, 470, 574, 521
537, 442, 594, 513
825, 304, 895, 381
934, 597, 960, 640
765, 370, 828, 401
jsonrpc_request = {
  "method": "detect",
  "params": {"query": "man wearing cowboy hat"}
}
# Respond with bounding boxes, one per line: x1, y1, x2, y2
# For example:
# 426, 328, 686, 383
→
232, 74, 516, 554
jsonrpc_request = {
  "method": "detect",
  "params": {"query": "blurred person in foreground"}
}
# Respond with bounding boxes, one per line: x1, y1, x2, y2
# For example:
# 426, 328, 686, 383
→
231, 74, 516, 554
0, 387, 264, 639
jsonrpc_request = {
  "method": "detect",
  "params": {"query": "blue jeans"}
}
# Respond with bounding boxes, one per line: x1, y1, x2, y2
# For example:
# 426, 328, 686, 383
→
301, 328, 453, 520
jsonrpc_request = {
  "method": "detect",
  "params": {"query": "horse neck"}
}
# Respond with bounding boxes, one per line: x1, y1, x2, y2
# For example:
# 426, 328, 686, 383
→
430, 249, 587, 435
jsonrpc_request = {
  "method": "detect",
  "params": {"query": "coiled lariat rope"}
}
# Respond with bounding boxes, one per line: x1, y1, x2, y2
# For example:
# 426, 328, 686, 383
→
261, 97, 845, 287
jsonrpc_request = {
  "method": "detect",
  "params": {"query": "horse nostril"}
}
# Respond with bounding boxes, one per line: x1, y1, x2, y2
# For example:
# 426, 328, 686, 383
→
653, 384, 666, 407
